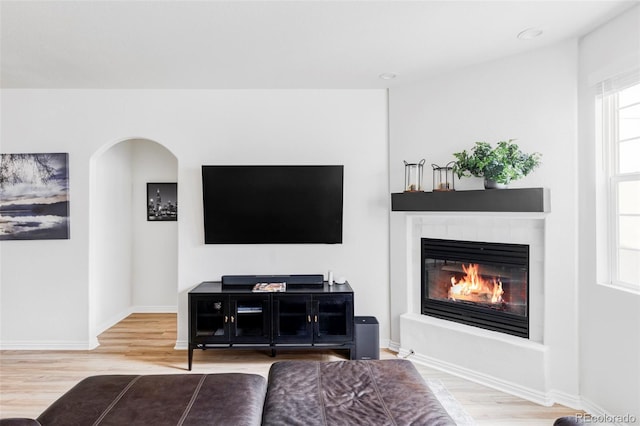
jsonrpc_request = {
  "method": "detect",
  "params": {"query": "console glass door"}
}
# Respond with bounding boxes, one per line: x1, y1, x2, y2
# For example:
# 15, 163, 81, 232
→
193, 296, 229, 342
272, 295, 312, 343
314, 294, 353, 343
231, 295, 270, 343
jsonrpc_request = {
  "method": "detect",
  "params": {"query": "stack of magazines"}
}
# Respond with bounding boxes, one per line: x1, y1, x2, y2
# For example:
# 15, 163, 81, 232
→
252, 282, 286, 292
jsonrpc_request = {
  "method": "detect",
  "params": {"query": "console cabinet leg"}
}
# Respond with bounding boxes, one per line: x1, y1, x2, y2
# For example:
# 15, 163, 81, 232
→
188, 346, 193, 371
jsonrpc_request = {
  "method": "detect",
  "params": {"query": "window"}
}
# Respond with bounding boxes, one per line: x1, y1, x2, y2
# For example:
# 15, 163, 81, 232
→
597, 77, 640, 292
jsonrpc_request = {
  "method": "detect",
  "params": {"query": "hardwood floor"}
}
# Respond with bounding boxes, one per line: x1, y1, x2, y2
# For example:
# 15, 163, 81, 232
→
1, 313, 581, 425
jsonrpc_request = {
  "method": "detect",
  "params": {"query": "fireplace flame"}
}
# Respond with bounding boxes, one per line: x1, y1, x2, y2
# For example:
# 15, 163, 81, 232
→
448, 263, 504, 304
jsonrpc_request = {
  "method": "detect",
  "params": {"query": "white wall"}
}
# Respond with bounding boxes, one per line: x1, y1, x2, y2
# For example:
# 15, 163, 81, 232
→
173, 91, 390, 347
0, 91, 93, 348
91, 141, 134, 336
131, 140, 178, 311
0, 90, 390, 350
578, 5, 640, 421
389, 41, 581, 400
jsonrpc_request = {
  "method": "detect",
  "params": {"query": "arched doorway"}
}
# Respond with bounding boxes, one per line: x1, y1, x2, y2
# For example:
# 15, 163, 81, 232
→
89, 138, 178, 344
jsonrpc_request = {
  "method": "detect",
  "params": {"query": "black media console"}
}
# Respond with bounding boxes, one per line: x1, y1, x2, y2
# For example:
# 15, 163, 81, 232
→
188, 274, 354, 370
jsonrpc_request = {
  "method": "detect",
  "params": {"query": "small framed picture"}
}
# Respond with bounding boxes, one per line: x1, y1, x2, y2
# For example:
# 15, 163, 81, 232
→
147, 182, 177, 221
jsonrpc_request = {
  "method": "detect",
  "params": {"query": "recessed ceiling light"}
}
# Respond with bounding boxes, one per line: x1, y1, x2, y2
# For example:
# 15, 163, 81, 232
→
379, 72, 397, 80
517, 28, 544, 40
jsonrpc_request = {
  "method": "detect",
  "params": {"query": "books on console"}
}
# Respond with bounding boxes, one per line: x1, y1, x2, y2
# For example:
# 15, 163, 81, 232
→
252, 282, 287, 292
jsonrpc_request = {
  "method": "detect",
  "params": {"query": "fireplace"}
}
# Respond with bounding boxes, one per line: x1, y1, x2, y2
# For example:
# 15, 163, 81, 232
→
421, 238, 529, 338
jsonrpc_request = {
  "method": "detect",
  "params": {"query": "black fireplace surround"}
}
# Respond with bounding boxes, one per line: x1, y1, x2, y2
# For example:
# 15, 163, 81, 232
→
421, 238, 530, 338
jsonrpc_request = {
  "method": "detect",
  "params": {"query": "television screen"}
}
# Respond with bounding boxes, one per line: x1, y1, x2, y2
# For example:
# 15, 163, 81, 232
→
202, 165, 343, 244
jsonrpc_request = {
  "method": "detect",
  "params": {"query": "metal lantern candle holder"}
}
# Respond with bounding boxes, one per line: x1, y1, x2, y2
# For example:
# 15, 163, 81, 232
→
404, 159, 425, 192
432, 161, 456, 192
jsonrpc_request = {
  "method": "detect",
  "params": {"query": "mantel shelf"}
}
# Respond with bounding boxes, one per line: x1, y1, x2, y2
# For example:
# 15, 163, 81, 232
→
391, 188, 549, 213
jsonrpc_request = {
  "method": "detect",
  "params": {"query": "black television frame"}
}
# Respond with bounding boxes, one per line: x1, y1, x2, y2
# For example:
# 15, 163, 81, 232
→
202, 165, 344, 244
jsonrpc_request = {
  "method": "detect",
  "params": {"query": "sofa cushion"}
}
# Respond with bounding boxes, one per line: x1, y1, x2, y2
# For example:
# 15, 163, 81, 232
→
262, 359, 456, 426
0, 419, 41, 426
554, 417, 585, 425
36, 373, 266, 426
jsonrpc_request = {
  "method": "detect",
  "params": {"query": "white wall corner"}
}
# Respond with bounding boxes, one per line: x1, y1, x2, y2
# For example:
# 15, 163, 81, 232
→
94, 307, 133, 337
387, 340, 401, 353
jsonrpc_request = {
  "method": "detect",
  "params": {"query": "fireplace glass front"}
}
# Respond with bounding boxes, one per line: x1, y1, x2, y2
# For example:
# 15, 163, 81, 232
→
422, 238, 529, 338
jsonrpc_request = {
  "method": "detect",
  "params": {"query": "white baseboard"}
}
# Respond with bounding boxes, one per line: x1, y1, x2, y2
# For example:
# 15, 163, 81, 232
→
579, 398, 638, 426
400, 346, 554, 406
174, 340, 188, 350
399, 347, 639, 425
2, 306, 179, 350
387, 340, 400, 353
131, 305, 177, 314
547, 389, 583, 411
0, 340, 97, 350
0, 310, 130, 350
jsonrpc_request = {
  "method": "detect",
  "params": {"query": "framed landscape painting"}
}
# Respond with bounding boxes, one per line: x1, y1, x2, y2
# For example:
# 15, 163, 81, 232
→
0, 153, 70, 240
147, 182, 177, 221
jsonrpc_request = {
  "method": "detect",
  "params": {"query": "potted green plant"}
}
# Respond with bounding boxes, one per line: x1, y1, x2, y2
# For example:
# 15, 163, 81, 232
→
452, 140, 541, 189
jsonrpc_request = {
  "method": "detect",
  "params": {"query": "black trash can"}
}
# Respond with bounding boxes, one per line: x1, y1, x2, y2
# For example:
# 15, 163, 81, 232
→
354, 316, 379, 360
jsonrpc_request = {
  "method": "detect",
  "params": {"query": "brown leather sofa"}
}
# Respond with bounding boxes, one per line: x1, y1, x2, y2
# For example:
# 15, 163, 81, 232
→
1, 359, 456, 426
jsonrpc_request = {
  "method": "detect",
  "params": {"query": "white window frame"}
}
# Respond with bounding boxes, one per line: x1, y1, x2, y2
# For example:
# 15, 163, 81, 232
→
596, 75, 640, 294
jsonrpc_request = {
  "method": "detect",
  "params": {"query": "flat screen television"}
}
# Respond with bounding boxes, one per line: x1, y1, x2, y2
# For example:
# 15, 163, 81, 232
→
202, 165, 343, 244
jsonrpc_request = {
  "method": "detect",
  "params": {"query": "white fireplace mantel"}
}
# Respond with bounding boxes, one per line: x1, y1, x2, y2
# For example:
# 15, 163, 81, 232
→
394, 210, 558, 406
391, 187, 550, 213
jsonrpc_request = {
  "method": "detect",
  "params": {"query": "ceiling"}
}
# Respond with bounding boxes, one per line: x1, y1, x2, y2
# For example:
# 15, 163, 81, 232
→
1, 1, 636, 89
